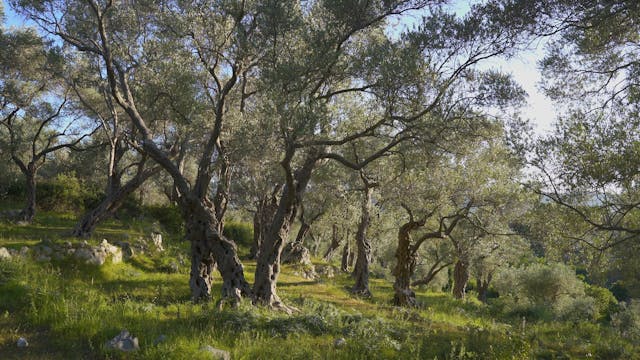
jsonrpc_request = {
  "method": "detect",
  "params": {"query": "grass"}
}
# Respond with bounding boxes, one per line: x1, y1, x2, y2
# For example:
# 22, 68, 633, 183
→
0, 209, 638, 359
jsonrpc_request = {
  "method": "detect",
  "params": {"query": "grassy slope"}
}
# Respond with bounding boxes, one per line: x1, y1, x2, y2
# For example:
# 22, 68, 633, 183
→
0, 210, 637, 359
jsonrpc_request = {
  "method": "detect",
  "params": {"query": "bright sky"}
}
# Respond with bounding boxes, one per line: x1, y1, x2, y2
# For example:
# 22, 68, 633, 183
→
2, 0, 557, 134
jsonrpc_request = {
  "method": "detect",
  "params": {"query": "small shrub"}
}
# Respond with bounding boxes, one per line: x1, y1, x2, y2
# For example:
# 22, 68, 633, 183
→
494, 262, 595, 321
611, 300, 640, 341
585, 284, 620, 321
557, 296, 597, 322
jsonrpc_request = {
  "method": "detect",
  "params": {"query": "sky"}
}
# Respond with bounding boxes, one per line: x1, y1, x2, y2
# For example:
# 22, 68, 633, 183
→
2, 0, 557, 134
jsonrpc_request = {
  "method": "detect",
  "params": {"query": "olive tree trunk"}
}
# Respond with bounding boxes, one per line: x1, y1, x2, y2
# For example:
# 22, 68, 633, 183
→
20, 168, 37, 223
392, 221, 420, 306
351, 185, 373, 297
72, 166, 159, 238
323, 223, 341, 261
253, 154, 315, 308
452, 258, 470, 299
185, 199, 251, 303
476, 271, 493, 303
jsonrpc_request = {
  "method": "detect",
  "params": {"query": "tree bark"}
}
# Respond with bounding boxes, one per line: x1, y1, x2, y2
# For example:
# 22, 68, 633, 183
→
20, 168, 37, 223
392, 221, 421, 306
452, 258, 470, 299
184, 199, 251, 304
476, 271, 493, 303
341, 241, 352, 272
250, 185, 281, 259
72, 164, 159, 238
250, 209, 262, 260
352, 184, 373, 297
411, 260, 453, 288
323, 223, 341, 261
253, 153, 315, 308
294, 222, 311, 245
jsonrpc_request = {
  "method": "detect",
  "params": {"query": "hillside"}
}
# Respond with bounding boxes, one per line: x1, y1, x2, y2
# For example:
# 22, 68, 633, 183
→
0, 210, 636, 360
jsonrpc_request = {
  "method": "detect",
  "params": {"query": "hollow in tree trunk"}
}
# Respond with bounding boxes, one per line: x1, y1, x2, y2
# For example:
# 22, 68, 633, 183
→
452, 258, 470, 299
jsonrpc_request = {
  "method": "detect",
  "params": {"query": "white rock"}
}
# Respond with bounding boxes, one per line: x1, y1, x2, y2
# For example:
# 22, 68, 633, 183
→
200, 345, 230, 360
151, 233, 164, 251
334, 337, 347, 348
17, 337, 28, 348
106, 330, 139, 352
0, 247, 11, 260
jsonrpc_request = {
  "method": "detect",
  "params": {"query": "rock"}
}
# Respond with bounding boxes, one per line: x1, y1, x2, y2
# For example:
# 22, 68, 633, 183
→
36, 254, 51, 262
99, 239, 122, 264
151, 232, 164, 251
163, 262, 179, 273
16, 337, 28, 348
153, 334, 167, 345
0, 247, 11, 260
74, 247, 106, 265
200, 345, 230, 360
74, 240, 122, 265
316, 265, 336, 279
39, 245, 53, 256
334, 337, 347, 348
281, 242, 311, 265
293, 265, 317, 280
106, 330, 139, 352
114, 241, 135, 259
19, 247, 30, 256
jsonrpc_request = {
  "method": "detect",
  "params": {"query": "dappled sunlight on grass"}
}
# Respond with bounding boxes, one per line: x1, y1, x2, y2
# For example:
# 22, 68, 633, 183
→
0, 211, 636, 359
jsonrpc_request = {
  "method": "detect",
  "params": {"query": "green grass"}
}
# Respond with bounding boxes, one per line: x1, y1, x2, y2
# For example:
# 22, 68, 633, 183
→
0, 210, 638, 359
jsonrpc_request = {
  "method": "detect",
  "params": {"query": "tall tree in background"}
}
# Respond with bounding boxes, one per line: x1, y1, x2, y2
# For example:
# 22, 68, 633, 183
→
521, 1, 640, 256
69, 67, 160, 238
249, 0, 528, 309
0, 26, 97, 222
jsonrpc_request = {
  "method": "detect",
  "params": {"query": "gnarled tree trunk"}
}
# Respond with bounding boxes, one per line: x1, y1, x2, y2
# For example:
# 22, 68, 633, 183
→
352, 184, 373, 297
253, 154, 315, 308
392, 221, 420, 306
452, 258, 470, 299
249, 185, 281, 259
185, 199, 250, 303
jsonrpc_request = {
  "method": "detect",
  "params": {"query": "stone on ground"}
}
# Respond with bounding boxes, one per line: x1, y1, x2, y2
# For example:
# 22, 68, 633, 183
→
200, 345, 231, 360
16, 337, 28, 348
106, 330, 139, 352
